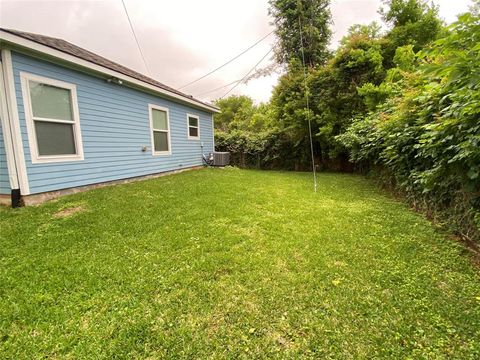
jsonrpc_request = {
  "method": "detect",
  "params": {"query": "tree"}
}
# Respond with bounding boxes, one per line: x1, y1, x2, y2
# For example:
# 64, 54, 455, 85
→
268, 20, 388, 168
270, 69, 314, 168
213, 96, 284, 169
309, 22, 386, 159
268, 0, 332, 68
380, 0, 443, 67
213, 96, 256, 132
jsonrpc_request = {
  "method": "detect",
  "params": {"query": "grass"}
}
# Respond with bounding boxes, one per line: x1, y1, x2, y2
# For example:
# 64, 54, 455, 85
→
0, 168, 479, 359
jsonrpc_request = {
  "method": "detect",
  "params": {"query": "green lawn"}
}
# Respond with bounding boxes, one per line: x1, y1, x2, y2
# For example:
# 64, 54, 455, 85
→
1, 168, 479, 359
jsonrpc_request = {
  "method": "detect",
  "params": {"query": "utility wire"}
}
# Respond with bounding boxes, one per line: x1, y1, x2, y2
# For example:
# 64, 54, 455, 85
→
121, 0, 151, 76
299, 17, 317, 193
178, 30, 274, 90
196, 79, 243, 97
220, 47, 274, 99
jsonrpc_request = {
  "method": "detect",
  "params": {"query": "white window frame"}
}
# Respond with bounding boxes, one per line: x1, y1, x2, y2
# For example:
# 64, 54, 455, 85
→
20, 72, 84, 164
187, 113, 200, 140
149, 104, 171, 156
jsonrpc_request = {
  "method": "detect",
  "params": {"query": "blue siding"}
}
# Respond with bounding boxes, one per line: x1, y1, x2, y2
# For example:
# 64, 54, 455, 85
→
0, 119, 10, 194
11, 52, 215, 194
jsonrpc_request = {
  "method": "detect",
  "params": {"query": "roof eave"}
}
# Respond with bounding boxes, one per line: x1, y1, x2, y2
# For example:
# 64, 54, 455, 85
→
0, 30, 220, 114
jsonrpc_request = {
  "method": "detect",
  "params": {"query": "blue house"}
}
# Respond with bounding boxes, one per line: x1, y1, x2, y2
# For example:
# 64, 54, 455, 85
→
0, 29, 219, 206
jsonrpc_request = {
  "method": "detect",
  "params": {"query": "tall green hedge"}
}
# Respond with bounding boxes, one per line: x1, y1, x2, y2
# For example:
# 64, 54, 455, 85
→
338, 13, 480, 240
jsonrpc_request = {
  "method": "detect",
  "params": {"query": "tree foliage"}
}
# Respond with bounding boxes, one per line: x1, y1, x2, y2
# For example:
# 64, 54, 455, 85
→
338, 13, 480, 239
380, 0, 443, 67
268, 0, 332, 67
213, 96, 256, 132
311, 23, 386, 157
213, 96, 288, 168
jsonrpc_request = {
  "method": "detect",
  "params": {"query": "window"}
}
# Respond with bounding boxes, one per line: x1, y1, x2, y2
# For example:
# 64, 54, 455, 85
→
149, 105, 171, 155
187, 114, 200, 140
20, 72, 83, 163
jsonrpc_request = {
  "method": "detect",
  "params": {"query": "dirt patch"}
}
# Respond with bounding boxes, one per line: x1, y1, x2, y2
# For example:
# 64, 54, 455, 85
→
268, 331, 296, 350
53, 206, 85, 218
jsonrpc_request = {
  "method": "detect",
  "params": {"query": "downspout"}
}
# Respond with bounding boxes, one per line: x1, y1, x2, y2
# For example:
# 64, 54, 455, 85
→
0, 49, 28, 207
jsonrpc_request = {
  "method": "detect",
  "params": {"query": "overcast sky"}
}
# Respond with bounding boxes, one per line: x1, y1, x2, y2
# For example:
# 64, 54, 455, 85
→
0, 0, 473, 103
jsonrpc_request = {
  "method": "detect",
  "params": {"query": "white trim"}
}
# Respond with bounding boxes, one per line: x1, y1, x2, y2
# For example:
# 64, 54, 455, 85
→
186, 113, 200, 140
30, 116, 75, 124
0, 59, 19, 190
148, 104, 171, 156
0, 30, 220, 114
1, 49, 30, 195
20, 72, 84, 164
211, 114, 215, 149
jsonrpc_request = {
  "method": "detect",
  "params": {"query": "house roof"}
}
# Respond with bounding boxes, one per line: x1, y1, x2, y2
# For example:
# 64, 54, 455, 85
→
0, 28, 219, 113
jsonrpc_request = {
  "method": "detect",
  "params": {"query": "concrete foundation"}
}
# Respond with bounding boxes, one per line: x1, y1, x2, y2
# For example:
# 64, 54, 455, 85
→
0, 194, 10, 206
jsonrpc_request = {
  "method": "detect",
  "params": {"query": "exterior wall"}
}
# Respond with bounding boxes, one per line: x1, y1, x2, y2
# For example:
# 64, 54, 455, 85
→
0, 120, 10, 194
11, 52, 215, 194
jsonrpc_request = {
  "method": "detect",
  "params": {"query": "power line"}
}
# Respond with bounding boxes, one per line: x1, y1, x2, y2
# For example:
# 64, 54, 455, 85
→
299, 17, 317, 193
178, 30, 274, 90
196, 79, 243, 97
121, 0, 151, 76
220, 47, 274, 99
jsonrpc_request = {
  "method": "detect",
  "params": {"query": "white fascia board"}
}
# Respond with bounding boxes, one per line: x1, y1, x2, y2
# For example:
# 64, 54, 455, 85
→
0, 30, 220, 114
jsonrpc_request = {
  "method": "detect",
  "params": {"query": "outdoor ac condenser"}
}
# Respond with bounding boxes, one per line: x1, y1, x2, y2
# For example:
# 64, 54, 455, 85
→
212, 152, 230, 166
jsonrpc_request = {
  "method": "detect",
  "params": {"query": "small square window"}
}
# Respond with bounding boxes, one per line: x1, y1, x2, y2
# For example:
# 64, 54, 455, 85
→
187, 114, 200, 140
189, 127, 199, 138
188, 116, 198, 128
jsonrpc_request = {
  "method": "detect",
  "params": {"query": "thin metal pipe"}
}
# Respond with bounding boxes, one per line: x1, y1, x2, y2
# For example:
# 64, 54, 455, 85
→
299, 17, 317, 192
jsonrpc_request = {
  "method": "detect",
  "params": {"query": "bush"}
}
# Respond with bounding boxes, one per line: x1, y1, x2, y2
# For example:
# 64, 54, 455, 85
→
338, 13, 480, 241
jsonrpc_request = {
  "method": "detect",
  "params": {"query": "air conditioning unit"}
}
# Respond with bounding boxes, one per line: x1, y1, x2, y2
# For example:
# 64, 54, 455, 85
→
212, 152, 230, 166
